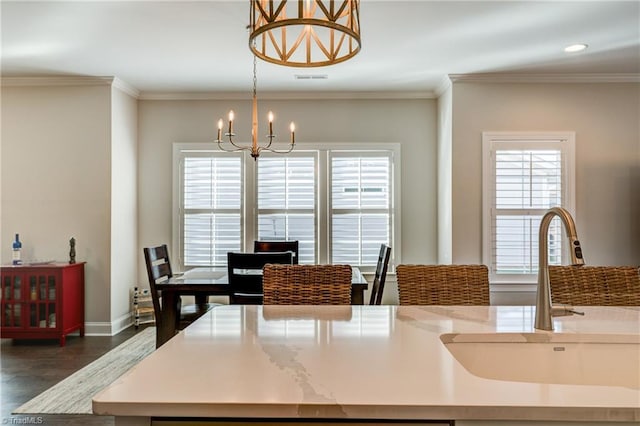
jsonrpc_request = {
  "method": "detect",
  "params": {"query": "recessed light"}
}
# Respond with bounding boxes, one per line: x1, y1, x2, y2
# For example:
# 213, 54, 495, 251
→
564, 44, 588, 53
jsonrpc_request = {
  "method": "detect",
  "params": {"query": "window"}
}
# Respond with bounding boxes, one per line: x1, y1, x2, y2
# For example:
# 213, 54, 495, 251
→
174, 144, 400, 272
330, 153, 392, 265
482, 132, 575, 285
177, 151, 243, 267
257, 154, 317, 264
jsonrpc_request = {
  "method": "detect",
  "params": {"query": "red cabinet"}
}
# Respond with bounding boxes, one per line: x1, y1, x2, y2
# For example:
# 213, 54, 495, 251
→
1, 262, 85, 346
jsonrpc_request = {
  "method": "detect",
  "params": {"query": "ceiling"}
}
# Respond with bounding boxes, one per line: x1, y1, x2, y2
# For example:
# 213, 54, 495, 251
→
2, 1, 639, 97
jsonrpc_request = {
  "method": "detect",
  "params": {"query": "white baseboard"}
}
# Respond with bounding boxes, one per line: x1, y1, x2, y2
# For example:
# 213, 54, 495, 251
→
84, 311, 135, 336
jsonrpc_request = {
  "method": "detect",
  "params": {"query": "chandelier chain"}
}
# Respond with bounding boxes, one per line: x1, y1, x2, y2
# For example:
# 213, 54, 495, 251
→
253, 52, 257, 98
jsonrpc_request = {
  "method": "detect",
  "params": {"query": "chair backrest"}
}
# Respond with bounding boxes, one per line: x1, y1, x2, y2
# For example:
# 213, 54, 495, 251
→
143, 244, 174, 329
254, 240, 299, 264
227, 251, 293, 304
396, 264, 490, 305
262, 264, 352, 305
369, 244, 392, 305
549, 265, 640, 306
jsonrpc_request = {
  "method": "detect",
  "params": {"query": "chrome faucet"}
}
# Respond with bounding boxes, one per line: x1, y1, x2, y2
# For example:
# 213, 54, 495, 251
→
535, 207, 585, 331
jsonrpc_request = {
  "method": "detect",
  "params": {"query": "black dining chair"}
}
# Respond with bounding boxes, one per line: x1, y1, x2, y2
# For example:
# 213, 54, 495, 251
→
227, 251, 294, 304
254, 240, 299, 264
143, 244, 217, 347
369, 244, 391, 305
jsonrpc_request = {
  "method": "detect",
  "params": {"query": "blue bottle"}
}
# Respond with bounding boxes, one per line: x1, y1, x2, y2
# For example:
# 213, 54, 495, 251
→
12, 234, 22, 265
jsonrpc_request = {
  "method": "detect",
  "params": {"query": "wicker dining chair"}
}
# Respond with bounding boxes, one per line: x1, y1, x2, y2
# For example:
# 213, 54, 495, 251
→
396, 264, 490, 305
548, 265, 640, 306
262, 264, 352, 305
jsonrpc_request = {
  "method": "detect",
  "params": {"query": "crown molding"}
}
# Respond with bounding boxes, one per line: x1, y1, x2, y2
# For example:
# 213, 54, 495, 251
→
434, 75, 453, 97
138, 90, 437, 101
112, 77, 140, 98
0, 76, 436, 100
1, 75, 141, 98
3, 74, 636, 98
448, 73, 640, 84
1, 75, 115, 87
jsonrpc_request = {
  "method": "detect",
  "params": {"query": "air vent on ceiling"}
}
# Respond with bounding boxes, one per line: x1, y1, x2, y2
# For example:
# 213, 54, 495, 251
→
294, 74, 328, 80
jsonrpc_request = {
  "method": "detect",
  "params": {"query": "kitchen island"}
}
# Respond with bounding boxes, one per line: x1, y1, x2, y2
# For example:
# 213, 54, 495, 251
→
93, 305, 640, 425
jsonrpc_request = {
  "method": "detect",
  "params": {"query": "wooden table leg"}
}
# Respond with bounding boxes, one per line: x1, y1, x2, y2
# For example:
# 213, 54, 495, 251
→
157, 292, 179, 348
351, 288, 364, 305
195, 294, 208, 309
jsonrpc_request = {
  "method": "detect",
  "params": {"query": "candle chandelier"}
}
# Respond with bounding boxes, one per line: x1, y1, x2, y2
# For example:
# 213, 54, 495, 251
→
215, 50, 295, 160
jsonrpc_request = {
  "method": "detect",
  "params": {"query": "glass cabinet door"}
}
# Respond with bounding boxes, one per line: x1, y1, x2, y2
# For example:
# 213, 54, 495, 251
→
1, 274, 23, 327
27, 274, 57, 329
1, 272, 58, 329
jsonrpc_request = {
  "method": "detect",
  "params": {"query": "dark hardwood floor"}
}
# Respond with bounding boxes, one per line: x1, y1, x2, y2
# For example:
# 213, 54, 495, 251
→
1, 325, 149, 425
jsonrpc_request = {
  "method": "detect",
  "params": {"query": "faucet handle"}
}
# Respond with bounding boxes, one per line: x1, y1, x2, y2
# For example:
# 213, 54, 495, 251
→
570, 237, 585, 265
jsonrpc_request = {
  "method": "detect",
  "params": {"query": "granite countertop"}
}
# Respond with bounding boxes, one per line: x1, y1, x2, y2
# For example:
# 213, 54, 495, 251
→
92, 305, 640, 423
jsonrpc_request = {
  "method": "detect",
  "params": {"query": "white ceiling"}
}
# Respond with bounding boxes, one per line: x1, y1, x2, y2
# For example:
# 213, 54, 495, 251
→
2, 1, 639, 97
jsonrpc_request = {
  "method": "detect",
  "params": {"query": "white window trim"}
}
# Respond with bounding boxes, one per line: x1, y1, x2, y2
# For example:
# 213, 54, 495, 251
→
255, 150, 319, 264
172, 142, 402, 273
328, 150, 395, 268
172, 146, 245, 269
318, 143, 401, 270
482, 131, 575, 287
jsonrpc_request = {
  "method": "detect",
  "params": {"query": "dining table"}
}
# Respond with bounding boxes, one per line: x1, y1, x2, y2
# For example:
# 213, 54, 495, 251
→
154, 266, 368, 347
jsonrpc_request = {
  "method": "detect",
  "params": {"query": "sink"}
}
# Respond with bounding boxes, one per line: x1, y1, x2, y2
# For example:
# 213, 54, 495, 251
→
440, 333, 640, 389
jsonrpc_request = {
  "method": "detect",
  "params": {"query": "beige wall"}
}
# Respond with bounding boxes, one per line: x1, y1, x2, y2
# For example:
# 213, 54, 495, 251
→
4, 79, 636, 328
137, 98, 439, 303
110, 86, 139, 330
451, 82, 640, 303
1, 84, 113, 328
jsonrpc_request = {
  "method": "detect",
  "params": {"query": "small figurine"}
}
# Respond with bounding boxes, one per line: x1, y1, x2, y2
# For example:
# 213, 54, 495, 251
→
69, 237, 76, 264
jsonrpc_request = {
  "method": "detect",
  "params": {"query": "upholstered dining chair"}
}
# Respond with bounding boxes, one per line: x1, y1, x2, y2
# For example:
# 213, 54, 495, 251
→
227, 251, 293, 305
262, 264, 352, 305
369, 244, 392, 305
548, 265, 640, 306
396, 264, 490, 305
254, 240, 299, 264
143, 244, 217, 346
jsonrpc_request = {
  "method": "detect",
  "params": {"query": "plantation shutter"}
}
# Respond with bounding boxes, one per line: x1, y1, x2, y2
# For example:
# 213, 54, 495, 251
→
487, 136, 574, 282
181, 154, 242, 266
331, 153, 391, 266
257, 154, 316, 264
